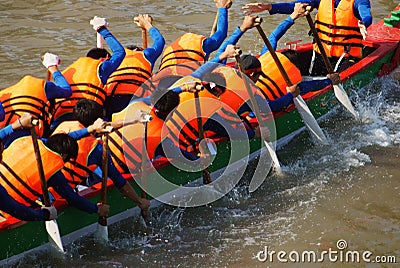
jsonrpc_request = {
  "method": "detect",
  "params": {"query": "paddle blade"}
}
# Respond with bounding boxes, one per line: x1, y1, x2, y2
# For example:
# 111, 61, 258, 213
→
95, 220, 109, 243
45, 220, 65, 253
264, 140, 282, 174
333, 84, 358, 119
293, 96, 329, 145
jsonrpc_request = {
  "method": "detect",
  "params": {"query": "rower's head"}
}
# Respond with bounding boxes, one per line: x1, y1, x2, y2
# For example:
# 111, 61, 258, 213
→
202, 72, 227, 97
73, 99, 104, 127
236, 54, 262, 83
45, 134, 78, 162
150, 88, 180, 120
86, 48, 111, 60
126, 45, 144, 51
281, 49, 301, 71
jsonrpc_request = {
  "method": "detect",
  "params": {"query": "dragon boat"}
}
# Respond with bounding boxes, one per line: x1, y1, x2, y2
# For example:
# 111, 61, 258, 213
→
1, 6, 400, 264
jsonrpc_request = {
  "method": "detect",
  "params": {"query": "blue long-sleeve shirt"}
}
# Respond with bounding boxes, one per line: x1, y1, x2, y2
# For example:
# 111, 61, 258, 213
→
143, 27, 166, 69
48, 170, 98, 214
98, 27, 126, 85
0, 185, 48, 221
203, 8, 229, 59
270, 0, 372, 27
104, 26, 165, 119
45, 71, 72, 100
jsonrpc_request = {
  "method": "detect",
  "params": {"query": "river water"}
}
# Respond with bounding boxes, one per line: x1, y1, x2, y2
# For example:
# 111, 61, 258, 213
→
1, 1, 399, 267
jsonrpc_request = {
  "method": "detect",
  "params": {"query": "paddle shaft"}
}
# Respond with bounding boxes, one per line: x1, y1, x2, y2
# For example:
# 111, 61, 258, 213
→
30, 127, 51, 206
98, 133, 108, 226
142, 28, 148, 49
255, 25, 293, 86
210, 11, 218, 36
194, 91, 212, 184
141, 122, 148, 199
306, 14, 334, 74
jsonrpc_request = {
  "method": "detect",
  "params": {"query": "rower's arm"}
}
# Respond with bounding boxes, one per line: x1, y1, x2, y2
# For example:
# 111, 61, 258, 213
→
260, 16, 295, 55
98, 27, 126, 84
203, 8, 229, 57
48, 171, 98, 214
143, 27, 165, 68
0, 185, 47, 221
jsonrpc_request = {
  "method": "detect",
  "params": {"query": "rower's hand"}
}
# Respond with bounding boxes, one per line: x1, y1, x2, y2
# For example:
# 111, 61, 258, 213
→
239, 15, 261, 32
219, 44, 240, 61
87, 118, 108, 134
358, 21, 367, 40
41, 52, 60, 69
97, 203, 110, 217
290, 3, 311, 21
182, 80, 202, 93
90, 16, 109, 32
41, 206, 57, 221
216, 0, 232, 9
242, 3, 271, 15
287, 84, 300, 97
133, 14, 153, 31
13, 113, 34, 130
327, 72, 341, 85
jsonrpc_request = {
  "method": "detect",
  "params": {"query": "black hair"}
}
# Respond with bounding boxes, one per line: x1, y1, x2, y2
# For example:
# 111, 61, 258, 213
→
234, 54, 261, 71
202, 72, 227, 96
86, 48, 111, 59
45, 134, 78, 161
150, 89, 180, 120
281, 49, 301, 69
126, 45, 144, 51
73, 99, 104, 127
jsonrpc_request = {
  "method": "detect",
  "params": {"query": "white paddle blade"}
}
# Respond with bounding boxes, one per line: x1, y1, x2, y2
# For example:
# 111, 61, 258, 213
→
95, 223, 109, 243
334, 84, 358, 119
264, 140, 282, 173
293, 96, 329, 145
45, 220, 65, 253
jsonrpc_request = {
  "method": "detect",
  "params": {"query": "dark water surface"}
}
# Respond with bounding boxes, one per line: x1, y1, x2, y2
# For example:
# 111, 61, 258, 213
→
0, 1, 399, 267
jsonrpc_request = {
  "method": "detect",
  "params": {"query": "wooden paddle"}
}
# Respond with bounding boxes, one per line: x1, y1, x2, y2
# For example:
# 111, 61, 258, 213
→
305, 14, 358, 118
255, 24, 329, 145
194, 90, 212, 184
210, 12, 218, 36
30, 123, 64, 253
234, 53, 282, 176
140, 120, 149, 223
95, 133, 109, 242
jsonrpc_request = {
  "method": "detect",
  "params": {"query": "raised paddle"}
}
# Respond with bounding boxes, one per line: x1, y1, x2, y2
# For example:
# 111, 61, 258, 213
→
234, 52, 282, 175
95, 133, 109, 242
30, 123, 64, 253
305, 13, 358, 119
194, 90, 212, 184
255, 24, 329, 145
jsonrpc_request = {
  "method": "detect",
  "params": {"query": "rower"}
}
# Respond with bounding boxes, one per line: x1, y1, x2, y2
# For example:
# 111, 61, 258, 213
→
50, 16, 126, 130
51, 99, 150, 214
158, 0, 232, 72
103, 14, 166, 119
0, 52, 72, 146
242, 0, 372, 75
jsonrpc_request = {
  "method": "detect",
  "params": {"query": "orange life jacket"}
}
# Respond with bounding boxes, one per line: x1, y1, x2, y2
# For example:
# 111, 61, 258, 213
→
256, 52, 302, 100
314, 0, 363, 58
0, 136, 64, 208
0, 75, 50, 137
52, 121, 98, 188
159, 33, 206, 71
52, 57, 107, 120
213, 66, 261, 125
166, 77, 222, 152
104, 48, 152, 98
109, 101, 153, 178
